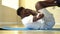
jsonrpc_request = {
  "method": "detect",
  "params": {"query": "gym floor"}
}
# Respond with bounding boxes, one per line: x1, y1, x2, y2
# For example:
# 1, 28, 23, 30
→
0, 24, 60, 34
0, 30, 60, 34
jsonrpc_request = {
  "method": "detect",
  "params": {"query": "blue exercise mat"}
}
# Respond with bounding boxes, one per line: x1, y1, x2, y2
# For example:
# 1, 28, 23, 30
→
2, 27, 60, 31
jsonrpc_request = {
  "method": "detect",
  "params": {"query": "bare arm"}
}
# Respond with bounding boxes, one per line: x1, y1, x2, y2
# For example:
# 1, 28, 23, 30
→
30, 10, 37, 16
33, 13, 44, 22
30, 10, 44, 22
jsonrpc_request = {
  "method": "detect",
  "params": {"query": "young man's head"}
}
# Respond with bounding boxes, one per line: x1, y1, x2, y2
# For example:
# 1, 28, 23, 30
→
17, 7, 24, 16
17, 7, 33, 18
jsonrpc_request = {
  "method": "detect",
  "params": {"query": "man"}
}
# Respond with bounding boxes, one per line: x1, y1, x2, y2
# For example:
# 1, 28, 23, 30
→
17, 7, 44, 30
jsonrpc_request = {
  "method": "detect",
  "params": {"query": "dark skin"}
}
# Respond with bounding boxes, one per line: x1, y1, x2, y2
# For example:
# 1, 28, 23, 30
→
35, 0, 57, 11
20, 9, 44, 22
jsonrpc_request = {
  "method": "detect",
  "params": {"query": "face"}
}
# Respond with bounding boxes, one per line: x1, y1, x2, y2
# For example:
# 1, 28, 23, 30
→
24, 9, 31, 16
20, 9, 31, 17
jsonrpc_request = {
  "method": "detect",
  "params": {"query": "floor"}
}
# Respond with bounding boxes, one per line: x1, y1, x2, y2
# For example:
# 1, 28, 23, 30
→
0, 30, 60, 34
0, 24, 60, 34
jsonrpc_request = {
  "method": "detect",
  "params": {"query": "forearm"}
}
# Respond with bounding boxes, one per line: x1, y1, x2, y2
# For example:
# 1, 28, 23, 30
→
33, 16, 41, 22
33, 13, 44, 22
30, 10, 38, 16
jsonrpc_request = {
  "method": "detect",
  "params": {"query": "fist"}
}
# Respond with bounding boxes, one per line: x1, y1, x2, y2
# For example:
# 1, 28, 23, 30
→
36, 13, 44, 19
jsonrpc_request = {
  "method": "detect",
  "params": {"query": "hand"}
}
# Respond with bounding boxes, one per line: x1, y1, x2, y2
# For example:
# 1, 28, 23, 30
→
36, 13, 44, 19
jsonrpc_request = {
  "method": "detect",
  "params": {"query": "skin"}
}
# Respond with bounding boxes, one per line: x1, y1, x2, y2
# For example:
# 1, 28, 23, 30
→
35, 0, 57, 11
44, 0, 54, 2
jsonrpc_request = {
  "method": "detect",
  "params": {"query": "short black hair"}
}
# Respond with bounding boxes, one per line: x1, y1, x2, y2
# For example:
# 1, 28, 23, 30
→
17, 7, 25, 16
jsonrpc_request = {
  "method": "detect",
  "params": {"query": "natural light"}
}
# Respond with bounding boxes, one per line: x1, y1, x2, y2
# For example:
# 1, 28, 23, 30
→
2, 0, 19, 10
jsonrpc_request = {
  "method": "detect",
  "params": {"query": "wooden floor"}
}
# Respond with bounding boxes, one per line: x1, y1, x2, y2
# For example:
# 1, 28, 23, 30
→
0, 30, 60, 34
0, 24, 60, 34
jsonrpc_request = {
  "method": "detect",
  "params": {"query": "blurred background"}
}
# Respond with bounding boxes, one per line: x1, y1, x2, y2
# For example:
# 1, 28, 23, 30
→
0, 0, 60, 28
0, 0, 60, 34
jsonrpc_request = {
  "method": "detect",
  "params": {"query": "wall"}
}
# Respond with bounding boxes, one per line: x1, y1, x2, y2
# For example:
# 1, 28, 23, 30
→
0, 0, 22, 27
